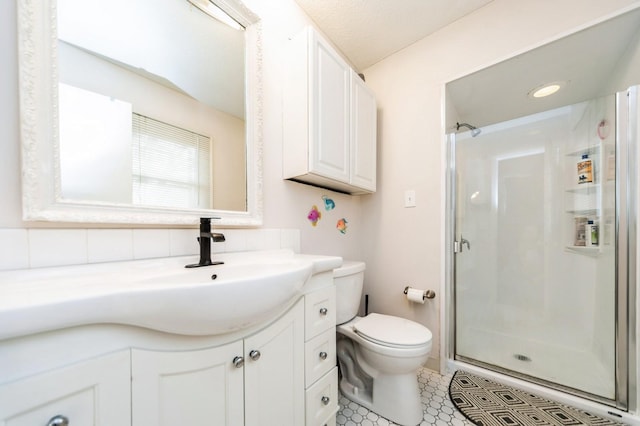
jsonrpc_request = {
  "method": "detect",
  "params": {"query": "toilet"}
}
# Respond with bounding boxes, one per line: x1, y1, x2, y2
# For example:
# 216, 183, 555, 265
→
334, 261, 432, 426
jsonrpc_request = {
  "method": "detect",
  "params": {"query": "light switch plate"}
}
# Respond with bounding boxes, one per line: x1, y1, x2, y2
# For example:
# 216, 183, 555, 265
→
404, 190, 416, 208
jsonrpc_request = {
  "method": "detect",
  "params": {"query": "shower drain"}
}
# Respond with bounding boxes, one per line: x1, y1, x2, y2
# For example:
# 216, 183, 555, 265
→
514, 354, 532, 362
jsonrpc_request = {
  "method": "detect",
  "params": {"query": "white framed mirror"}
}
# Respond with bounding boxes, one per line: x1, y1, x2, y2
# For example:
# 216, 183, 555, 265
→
17, 0, 263, 225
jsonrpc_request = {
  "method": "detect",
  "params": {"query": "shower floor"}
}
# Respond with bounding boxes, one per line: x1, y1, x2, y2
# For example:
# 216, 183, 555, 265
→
457, 327, 615, 399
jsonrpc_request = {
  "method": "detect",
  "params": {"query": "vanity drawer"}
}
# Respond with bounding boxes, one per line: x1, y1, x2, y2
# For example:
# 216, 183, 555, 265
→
305, 286, 336, 340
305, 327, 336, 387
305, 367, 338, 426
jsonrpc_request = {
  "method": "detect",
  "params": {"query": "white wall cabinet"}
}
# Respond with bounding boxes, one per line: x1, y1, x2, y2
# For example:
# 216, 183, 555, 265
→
350, 74, 377, 191
0, 350, 131, 426
284, 27, 377, 195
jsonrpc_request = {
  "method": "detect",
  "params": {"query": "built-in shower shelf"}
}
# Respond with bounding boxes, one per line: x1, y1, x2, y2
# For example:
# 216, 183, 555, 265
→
565, 209, 598, 215
565, 184, 600, 194
564, 140, 609, 253
565, 246, 600, 257
565, 146, 599, 158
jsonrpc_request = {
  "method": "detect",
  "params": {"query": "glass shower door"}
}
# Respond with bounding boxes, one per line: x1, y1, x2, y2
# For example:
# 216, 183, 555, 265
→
453, 95, 619, 402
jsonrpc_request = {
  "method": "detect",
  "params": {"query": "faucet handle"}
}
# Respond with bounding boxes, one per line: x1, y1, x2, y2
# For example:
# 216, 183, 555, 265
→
211, 233, 225, 242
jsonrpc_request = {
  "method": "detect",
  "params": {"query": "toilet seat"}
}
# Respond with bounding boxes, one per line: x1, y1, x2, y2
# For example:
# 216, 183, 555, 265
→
353, 313, 432, 349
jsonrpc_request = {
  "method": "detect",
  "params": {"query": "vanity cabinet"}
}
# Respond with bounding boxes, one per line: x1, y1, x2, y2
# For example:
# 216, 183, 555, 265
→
283, 26, 377, 195
0, 297, 317, 426
132, 300, 304, 426
0, 252, 341, 426
0, 350, 131, 426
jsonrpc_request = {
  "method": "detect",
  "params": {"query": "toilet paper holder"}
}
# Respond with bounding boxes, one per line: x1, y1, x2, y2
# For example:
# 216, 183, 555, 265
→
403, 286, 436, 300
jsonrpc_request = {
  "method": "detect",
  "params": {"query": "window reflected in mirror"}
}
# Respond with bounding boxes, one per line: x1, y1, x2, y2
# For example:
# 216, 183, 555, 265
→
56, 0, 247, 212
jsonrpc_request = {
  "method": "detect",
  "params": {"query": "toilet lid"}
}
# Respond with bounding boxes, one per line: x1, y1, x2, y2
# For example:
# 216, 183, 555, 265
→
353, 313, 432, 347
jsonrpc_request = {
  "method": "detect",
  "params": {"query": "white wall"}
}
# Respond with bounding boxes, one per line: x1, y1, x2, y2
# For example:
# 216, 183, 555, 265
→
360, 0, 640, 368
0, 0, 366, 271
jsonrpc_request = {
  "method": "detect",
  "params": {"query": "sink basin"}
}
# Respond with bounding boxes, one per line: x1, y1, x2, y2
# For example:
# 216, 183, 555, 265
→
0, 250, 338, 340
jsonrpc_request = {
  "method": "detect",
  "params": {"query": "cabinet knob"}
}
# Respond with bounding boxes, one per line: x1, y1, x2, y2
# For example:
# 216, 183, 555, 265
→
319, 307, 328, 316
319, 351, 328, 360
321, 396, 330, 406
47, 415, 69, 426
249, 350, 261, 361
232, 356, 244, 368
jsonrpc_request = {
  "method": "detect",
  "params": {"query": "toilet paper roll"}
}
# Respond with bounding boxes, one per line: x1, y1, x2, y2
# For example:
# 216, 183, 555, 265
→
406, 288, 425, 304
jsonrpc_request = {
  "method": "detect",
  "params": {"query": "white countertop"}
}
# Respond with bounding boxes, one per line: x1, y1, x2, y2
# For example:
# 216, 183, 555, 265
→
0, 250, 342, 341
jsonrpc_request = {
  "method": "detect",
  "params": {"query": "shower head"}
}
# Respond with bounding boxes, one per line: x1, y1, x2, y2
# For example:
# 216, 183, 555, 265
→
456, 122, 481, 137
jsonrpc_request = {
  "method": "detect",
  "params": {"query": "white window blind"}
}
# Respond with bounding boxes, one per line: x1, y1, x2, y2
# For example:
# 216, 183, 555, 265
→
132, 113, 211, 209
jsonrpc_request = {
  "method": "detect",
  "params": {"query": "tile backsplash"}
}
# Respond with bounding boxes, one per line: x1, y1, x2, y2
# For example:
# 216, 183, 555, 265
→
0, 228, 301, 271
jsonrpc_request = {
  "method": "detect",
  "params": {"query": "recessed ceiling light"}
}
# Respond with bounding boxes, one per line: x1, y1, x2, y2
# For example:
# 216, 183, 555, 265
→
528, 81, 567, 99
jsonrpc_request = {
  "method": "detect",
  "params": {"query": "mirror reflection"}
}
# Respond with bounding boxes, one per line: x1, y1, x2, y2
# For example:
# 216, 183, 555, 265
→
57, 0, 247, 212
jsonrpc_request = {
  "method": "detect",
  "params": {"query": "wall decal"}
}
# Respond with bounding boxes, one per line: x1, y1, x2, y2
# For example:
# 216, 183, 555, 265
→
322, 195, 335, 211
336, 218, 348, 234
307, 205, 321, 226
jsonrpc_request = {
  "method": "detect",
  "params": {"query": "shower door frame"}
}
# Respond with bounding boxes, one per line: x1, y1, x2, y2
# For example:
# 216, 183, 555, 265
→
444, 88, 637, 411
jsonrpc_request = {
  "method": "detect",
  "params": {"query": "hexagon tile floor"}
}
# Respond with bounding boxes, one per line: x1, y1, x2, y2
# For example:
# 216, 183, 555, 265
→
336, 367, 473, 426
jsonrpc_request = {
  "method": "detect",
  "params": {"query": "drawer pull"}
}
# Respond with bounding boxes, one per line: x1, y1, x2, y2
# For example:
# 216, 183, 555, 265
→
319, 351, 328, 360
47, 415, 69, 426
249, 350, 261, 361
319, 307, 328, 316
321, 396, 330, 405
232, 356, 244, 368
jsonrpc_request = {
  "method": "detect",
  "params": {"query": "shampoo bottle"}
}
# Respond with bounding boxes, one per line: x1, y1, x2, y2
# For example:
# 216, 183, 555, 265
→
577, 154, 593, 184
585, 220, 599, 247
590, 222, 599, 246
585, 220, 594, 246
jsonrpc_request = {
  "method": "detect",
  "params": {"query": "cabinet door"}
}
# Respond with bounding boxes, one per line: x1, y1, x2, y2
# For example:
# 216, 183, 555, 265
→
244, 301, 305, 426
132, 341, 244, 426
309, 31, 351, 183
350, 71, 377, 191
0, 350, 130, 426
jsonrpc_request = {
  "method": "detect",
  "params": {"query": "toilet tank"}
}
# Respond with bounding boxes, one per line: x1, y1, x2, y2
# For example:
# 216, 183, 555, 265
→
334, 261, 366, 325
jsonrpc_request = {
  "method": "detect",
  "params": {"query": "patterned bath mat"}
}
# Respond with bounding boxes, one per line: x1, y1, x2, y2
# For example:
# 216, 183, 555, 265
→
448, 370, 625, 426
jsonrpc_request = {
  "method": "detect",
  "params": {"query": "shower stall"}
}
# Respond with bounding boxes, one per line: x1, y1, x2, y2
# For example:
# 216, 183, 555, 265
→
446, 87, 638, 410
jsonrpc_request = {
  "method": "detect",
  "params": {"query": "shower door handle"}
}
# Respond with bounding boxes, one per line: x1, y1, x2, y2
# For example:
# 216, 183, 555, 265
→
454, 237, 471, 253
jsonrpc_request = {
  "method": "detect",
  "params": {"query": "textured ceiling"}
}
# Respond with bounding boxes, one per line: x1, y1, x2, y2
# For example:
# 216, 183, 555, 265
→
293, 0, 494, 70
